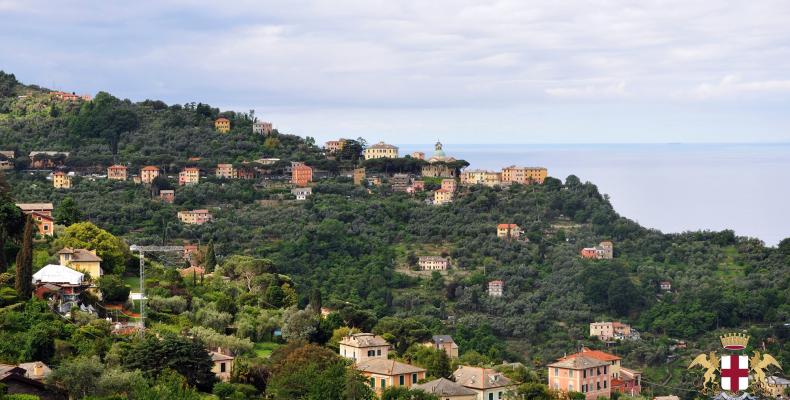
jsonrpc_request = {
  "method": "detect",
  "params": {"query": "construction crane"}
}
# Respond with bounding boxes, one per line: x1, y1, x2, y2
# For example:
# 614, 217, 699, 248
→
129, 245, 184, 336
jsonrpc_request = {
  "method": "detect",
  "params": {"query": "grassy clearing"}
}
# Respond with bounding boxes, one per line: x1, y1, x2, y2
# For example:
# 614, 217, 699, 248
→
253, 342, 281, 358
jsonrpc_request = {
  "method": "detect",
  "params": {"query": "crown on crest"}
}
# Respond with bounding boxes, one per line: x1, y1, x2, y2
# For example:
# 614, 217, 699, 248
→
720, 332, 749, 350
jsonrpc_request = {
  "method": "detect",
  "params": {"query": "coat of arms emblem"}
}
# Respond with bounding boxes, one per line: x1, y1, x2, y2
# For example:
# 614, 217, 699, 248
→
688, 333, 782, 398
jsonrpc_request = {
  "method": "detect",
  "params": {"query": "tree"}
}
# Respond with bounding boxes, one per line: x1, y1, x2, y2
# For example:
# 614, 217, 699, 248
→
53, 196, 83, 226
405, 345, 451, 379
205, 240, 217, 272
329, 326, 360, 350
0, 70, 18, 97
309, 288, 322, 314
281, 307, 319, 342
516, 382, 553, 400
55, 221, 130, 274
122, 334, 216, 391
98, 275, 131, 302
48, 356, 104, 399
0, 170, 23, 272
15, 215, 33, 299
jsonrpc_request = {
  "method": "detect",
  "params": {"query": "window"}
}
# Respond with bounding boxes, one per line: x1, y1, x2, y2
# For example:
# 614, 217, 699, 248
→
597, 367, 601, 375
377, 349, 382, 356
604, 366, 608, 375
603, 381, 607, 389
554, 368, 559, 376
597, 382, 601, 390
400, 375, 404, 385
569, 370, 573, 378
489, 393, 494, 400
370, 377, 375, 387
220, 362, 226, 373
368, 350, 375, 357
381, 379, 386, 389
583, 369, 587, 378
498, 391, 503, 399
568, 383, 574, 392
412, 373, 417, 384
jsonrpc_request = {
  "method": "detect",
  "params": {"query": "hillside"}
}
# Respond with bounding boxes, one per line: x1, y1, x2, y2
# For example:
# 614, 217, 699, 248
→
1, 71, 789, 399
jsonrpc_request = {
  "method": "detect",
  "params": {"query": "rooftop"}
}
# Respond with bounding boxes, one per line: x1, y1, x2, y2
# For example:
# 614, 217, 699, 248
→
367, 141, 398, 150
16, 203, 54, 211
549, 355, 609, 369
340, 333, 389, 348
32, 264, 85, 285
562, 347, 622, 362
57, 247, 103, 262
355, 358, 425, 376
453, 365, 513, 389
413, 378, 476, 396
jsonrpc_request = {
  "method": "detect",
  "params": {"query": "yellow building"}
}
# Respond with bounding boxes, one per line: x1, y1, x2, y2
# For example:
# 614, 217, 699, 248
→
434, 189, 453, 205
216, 164, 236, 179
460, 170, 501, 187
57, 247, 103, 279
214, 117, 231, 133
363, 141, 399, 160
501, 166, 547, 184
210, 350, 235, 382
53, 171, 71, 189
179, 167, 200, 186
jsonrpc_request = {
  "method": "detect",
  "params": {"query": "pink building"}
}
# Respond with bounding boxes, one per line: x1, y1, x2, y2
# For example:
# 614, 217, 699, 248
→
548, 355, 611, 400
488, 280, 504, 297
441, 178, 456, 192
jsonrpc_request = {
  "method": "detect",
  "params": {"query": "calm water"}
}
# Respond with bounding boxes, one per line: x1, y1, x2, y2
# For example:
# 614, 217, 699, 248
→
401, 143, 790, 246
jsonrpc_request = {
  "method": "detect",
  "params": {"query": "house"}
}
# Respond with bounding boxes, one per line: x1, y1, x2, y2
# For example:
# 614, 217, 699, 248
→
548, 354, 611, 400
434, 189, 453, 205
253, 121, 273, 135
590, 322, 633, 341
18, 362, 52, 382
612, 367, 642, 396
460, 170, 502, 187
488, 280, 504, 297
236, 166, 256, 180
353, 168, 366, 185
52, 171, 71, 189
0, 150, 15, 169
159, 189, 175, 204
390, 173, 412, 192
356, 358, 426, 394
453, 365, 515, 400
560, 348, 639, 393
581, 241, 614, 260
422, 164, 456, 178
660, 281, 672, 291
16, 203, 55, 236
441, 178, 457, 192
363, 141, 399, 160
179, 167, 200, 185
178, 209, 213, 225
424, 335, 459, 358
32, 264, 87, 313
291, 187, 312, 201
140, 166, 160, 184
215, 117, 231, 133
58, 248, 103, 278
291, 162, 313, 187
179, 266, 205, 279
216, 163, 236, 179
28, 151, 70, 169
413, 378, 477, 400
501, 166, 548, 184
210, 349, 234, 382
367, 176, 382, 186
324, 139, 346, 153
407, 180, 425, 193
107, 165, 128, 181
497, 224, 522, 240
339, 333, 390, 362
418, 256, 450, 271
0, 364, 65, 400
765, 376, 790, 398
411, 151, 425, 160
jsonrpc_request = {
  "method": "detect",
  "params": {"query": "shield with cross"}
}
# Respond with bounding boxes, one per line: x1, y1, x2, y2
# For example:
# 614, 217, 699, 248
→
721, 355, 749, 393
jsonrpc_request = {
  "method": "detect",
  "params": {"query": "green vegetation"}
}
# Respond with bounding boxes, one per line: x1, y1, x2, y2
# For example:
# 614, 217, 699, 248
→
0, 71, 788, 399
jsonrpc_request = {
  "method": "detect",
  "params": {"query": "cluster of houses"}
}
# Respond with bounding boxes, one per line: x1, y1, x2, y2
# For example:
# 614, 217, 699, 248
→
459, 165, 548, 187
547, 347, 643, 399
589, 321, 640, 342
339, 332, 514, 399
580, 241, 614, 260
213, 117, 274, 135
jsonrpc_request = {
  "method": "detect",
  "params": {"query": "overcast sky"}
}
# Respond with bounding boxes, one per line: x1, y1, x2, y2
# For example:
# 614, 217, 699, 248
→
2, 0, 790, 144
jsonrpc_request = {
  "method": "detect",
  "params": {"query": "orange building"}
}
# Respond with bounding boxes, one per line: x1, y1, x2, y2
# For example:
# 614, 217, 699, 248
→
291, 162, 313, 187
179, 167, 200, 186
497, 224, 522, 239
441, 178, 457, 192
140, 166, 160, 184
107, 165, 128, 181
16, 203, 55, 236
214, 117, 231, 133
501, 166, 547, 184
355, 359, 426, 395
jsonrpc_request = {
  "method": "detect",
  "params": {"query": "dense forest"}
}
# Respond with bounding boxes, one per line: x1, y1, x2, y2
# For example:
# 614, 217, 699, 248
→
1, 70, 789, 400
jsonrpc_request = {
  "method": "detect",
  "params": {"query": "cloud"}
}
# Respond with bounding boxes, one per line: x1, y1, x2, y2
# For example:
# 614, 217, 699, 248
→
545, 81, 629, 99
690, 75, 790, 100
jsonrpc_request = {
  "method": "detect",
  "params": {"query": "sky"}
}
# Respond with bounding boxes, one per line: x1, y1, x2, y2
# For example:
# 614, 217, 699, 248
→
1, 0, 790, 144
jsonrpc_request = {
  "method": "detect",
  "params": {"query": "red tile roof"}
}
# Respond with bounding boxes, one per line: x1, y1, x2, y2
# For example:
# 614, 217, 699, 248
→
562, 347, 621, 362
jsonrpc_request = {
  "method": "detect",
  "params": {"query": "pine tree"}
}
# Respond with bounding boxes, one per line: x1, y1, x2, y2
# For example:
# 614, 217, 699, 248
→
15, 215, 33, 299
204, 240, 217, 272
309, 288, 322, 314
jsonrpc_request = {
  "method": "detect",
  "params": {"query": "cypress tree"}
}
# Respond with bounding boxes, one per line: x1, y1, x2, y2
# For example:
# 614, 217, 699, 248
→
204, 240, 216, 272
309, 288, 322, 314
15, 215, 33, 299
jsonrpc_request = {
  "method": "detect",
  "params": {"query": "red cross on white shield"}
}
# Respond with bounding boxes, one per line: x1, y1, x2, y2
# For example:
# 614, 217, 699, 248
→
721, 355, 749, 392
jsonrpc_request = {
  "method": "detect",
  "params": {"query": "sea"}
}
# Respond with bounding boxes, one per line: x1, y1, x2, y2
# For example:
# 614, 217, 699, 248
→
399, 143, 790, 246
